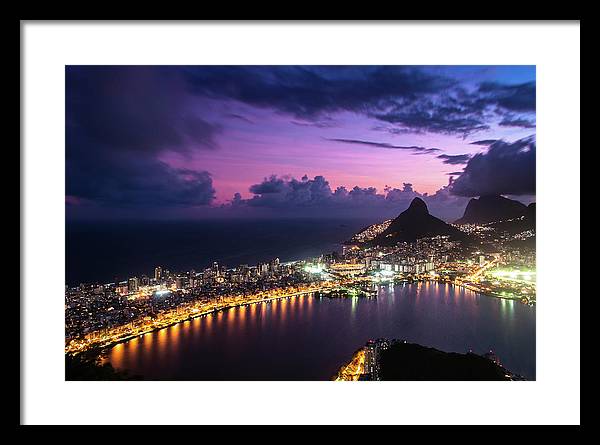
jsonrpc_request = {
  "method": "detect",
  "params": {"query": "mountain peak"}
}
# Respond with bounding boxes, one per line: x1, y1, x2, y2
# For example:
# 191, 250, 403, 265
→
367, 197, 468, 246
455, 195, 528, 225
406, 197, 429, 215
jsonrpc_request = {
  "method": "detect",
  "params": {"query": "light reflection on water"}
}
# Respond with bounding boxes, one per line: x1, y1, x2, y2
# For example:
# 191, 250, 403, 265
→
106, 283, 536, 380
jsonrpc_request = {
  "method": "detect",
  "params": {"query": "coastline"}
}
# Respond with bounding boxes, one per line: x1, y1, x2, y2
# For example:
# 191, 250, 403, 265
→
92, 294, 311, 356
66, 283, 342, 356
68, 279, 532, 358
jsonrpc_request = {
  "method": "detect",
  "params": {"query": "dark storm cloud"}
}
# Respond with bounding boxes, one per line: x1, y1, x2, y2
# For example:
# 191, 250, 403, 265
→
326, 138, 442, 154
182, 66, 454, 120
180, 66, 535, 138
451, 136, 536, 197
67, 154, 215, 207
182, 65, 524, 136
372, 99, 491, 137
66, 66, 220, 208
67, 66, 221, 153
469, 139, 498, 146
446, 171, 464, 176
437, 154, 472, 165
370, 81, 535, 137
498, 116, 536, 129
478, 81, 536, 112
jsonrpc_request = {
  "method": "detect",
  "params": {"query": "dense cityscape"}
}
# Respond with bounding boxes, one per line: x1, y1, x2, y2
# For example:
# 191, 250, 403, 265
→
65, 210, 535, 356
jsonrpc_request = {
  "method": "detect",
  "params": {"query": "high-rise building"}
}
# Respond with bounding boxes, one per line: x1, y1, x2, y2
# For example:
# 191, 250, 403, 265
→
154, 266, 162, 282
128, 277, 139, 293
257, 262, 269, 276
271, 258, 280, 271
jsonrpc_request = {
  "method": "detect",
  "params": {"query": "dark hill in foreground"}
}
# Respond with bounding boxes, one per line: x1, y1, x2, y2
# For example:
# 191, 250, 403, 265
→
379, 342, 514, 381
370, 198, 469, 246
66, 353, 142, 380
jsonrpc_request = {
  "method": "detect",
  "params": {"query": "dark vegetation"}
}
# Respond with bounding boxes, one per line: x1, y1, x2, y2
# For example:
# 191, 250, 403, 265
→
65, 353, 142, 380
379, 342, 512, 381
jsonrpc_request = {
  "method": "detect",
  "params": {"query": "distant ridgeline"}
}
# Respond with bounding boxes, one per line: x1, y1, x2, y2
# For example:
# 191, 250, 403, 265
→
454, 195, 536, 248
455, 195, 535, 225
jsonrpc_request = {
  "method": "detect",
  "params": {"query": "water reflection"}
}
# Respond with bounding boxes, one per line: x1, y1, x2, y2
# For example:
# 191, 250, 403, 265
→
106, 283, 536, 380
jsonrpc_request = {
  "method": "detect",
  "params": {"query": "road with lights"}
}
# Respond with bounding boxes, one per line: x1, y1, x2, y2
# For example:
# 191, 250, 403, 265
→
66, 281, 353, 355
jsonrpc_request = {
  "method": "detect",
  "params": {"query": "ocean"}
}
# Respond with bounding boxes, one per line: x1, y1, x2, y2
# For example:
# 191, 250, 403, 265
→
65, 218, 378, 286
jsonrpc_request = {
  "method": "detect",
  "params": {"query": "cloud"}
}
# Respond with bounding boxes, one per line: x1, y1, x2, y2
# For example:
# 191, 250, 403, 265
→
451, 136, 536, 197
227, 174, 469, 221
437, 154, 472, 165
182, 66, 537, 138
478, 81, 536, 112
67, 66, 221, 153
245, 175, 335, 209
498, 116, 536, 128
224, 113, 255, 124
291, 119, 338, 128
66, 66, 536, 216
469, 139, 498, 146
248, 175, 287, 194
66, 66, 220, 208
372, 81, 535, 137
423, 177, 471, 220
326, 138, 441, 154
182, 66, 537, 137
373, 102, 490, 137
182, 66, 454, 120
67, 151, 216, 207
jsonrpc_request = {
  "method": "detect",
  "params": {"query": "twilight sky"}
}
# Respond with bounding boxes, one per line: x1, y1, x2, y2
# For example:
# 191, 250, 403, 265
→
66, 65, 536, 222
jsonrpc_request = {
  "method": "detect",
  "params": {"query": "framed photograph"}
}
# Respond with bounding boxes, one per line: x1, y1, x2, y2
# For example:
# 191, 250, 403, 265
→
21, 20, 580, 426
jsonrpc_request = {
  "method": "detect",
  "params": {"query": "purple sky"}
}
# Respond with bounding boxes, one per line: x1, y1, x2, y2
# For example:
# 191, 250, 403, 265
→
66, 66, 536, 222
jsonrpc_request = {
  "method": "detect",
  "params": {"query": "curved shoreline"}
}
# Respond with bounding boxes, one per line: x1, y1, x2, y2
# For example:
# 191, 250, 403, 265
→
68, 288, 329, 356
73, 280, 533, 358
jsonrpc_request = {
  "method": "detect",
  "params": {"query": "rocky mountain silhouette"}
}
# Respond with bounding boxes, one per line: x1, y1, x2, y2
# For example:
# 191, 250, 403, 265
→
369, 198, 468, 246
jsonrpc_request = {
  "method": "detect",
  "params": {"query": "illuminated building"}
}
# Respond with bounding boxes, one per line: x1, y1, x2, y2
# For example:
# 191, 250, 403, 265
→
116, 282, 129, 296
328, 263, 366, 276
154, 266, 162, 282
257, 262, 269, 277
128, 277, 139, 293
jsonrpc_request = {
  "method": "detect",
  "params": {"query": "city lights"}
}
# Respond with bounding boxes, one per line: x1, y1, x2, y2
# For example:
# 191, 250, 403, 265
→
66, 211, 536, 357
